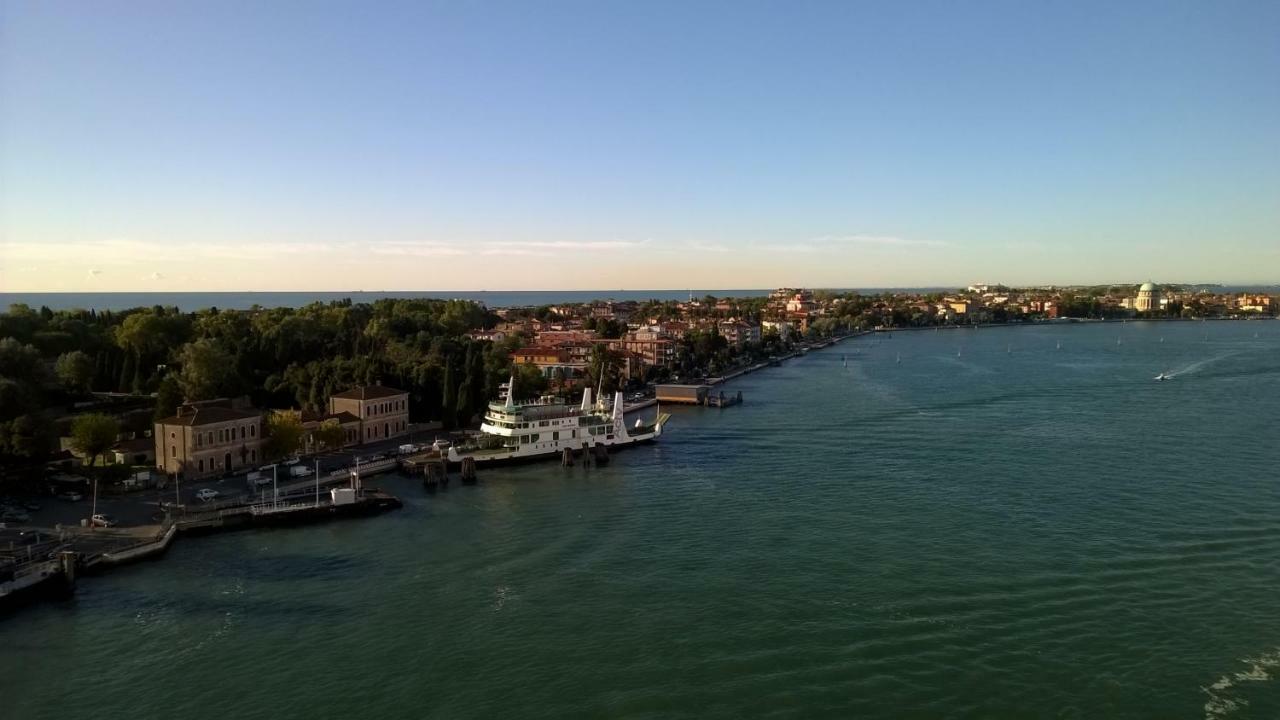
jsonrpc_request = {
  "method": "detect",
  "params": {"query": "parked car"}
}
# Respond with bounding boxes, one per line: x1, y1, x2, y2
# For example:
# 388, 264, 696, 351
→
195, 489, 220, 502
23, 502, 41, 512
1, 510, 30, 523
91, 514, 116, 528
57, 491, 84, 502
283, 457, 301, 466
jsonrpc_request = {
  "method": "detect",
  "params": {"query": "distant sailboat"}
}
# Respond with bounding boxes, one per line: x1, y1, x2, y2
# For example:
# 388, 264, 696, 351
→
842, 355, 847, 369
1117, 336, 1123, 346
896, 353, 901, 364
956, 348, 962, 358
1056, 340, 1062, 350
1159, 337, 1164, 343
1007, 344, 1012, 354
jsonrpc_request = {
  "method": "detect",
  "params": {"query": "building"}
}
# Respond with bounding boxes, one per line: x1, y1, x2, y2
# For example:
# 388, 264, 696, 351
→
1135, 282, 1161, 312
298, 409, 363, 449
111, 437, 155, 466
329, 385, 410, 445
718, 320, 762, 348
155, 404, 264, 480
762, 320, 794, 341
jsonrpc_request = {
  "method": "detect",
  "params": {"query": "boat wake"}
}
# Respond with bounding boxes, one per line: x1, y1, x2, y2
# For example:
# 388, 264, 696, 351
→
1203, 646, 1280, 719
1166, 351, 1243, 379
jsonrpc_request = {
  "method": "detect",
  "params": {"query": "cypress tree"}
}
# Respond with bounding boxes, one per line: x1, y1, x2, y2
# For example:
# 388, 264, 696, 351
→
440, 358, 456, 430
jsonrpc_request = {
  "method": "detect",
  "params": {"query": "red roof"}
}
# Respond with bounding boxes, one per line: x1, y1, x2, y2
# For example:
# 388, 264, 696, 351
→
330, 385, 406, 401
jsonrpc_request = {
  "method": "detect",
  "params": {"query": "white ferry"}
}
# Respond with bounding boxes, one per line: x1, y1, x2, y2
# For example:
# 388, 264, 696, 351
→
447, 377, 669, 465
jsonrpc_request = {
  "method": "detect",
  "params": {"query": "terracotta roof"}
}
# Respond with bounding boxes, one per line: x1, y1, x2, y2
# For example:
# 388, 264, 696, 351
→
299, 409, 363, 424
330, 385, 406, 401
157, 406, 261, 426
111, 437, 154, 452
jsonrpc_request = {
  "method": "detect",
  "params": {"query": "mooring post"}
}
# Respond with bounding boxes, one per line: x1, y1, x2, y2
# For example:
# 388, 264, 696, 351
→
460, 457, 477, 484
562, 447, 574, 467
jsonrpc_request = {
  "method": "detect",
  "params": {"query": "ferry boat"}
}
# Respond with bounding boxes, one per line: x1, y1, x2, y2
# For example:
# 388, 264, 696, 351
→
447, 377, 669, 466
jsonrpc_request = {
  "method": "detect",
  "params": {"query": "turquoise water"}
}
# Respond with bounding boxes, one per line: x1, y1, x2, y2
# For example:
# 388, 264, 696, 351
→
4, 320, 1279, 719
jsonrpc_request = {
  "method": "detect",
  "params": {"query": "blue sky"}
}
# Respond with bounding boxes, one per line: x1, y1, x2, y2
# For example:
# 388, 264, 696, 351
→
2, 0, 1277, 291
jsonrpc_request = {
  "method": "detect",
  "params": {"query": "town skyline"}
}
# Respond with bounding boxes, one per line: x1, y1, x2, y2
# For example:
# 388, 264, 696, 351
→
3, 1, 1279, 291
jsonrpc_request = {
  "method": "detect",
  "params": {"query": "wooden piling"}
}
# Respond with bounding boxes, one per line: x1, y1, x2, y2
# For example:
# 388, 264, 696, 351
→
424, 459, 448, 489
562, 447, 574, 467
460, 457, 477, 484
592, 444, 610, 465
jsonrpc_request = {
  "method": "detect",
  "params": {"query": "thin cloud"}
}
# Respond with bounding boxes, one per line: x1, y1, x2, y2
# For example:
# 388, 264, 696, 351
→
87, 269, 102, 277
483, 240, 644, 250
815, 234, 947, 248
368, 242, 467, 257
149, 271, 165, 280
481, 248, 551, 257
692, 243, 730, 253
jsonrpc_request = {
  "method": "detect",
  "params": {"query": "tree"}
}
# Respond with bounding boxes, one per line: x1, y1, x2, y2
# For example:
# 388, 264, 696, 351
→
440, 360, 457, 430
512, 363, 548, 400
154, 376, 183, 420
264, 410, 305, 460
176, 338, 240, 401
313, 419, 344, 451
70, 413, 120, 468
55, 350, 95, 394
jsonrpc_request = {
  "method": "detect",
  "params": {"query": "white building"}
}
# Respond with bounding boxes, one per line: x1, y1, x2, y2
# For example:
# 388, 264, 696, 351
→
1135, 282, 1161, 312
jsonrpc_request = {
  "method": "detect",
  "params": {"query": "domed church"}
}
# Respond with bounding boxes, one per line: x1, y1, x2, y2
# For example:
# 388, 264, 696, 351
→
1135, 282, 1161, 312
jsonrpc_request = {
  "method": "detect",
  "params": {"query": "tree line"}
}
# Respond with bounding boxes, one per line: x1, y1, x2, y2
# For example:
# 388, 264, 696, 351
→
0, 299, 528, 467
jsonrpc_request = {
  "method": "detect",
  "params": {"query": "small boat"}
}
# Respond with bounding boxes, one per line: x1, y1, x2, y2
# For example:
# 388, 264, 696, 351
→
1154, 371, 1171, 381
1056, 340, 1062, 350
895, 353, 901, 364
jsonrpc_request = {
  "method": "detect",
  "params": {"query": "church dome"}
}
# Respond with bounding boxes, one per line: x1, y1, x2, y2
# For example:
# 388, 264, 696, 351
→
1139, 282, 1156, 293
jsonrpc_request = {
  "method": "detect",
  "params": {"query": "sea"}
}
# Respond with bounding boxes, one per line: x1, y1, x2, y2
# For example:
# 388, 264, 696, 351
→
1, 286, 1276, 312
5, 288, 1012, 312
3, 319, 1279, 719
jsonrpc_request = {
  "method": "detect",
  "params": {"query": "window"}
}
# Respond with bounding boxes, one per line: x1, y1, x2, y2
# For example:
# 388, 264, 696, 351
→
171, 445, 176, 457
196, 435, 202, 448
170, 431, 175, 439
251, 425, 256, 438
251, 450, 256, 462
199, 459, 204, 471
240, 426, 246, 439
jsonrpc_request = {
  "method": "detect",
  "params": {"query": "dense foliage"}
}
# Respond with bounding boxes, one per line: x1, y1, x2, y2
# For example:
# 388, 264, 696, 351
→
0, 299, 523, 468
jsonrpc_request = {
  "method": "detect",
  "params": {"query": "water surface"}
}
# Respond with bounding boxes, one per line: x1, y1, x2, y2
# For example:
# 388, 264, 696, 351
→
3, 320, 1279, 719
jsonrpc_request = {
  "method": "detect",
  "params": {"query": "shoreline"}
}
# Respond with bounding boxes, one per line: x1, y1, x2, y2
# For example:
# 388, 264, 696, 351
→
3, 316, 1272, 618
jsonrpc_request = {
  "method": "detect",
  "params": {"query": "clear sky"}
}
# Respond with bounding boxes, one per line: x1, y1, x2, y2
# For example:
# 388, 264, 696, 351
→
2, 0, 1277, 292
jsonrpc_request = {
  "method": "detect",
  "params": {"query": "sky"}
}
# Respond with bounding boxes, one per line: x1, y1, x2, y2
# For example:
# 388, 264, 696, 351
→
1, 0, 1278, 292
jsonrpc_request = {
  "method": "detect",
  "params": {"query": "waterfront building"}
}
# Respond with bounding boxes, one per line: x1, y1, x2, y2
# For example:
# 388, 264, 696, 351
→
328, 385, 410, 445
154, 403, 264, 479
298, 409, 363, 449
762, 319, 795, 340
718, 320, 762, 348
1135, 282, 1162, 312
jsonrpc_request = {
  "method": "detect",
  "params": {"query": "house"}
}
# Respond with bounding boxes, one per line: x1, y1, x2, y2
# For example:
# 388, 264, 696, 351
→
329, 385, 410, 445
111, 437, 155, 466
298, 409, 363, 449
155, 403, 265, 480
718, 320, 762, 348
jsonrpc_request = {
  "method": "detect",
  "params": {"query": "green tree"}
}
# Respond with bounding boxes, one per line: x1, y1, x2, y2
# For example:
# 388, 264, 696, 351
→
176, 338, 240, 400
440, 360, 457, 430
313, 419, 344, 451
264, 410, 305, 460
512, 363, 548, 400
55, 350, 95, 394
70, 413, 120, 468
154, 376, 184, 420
